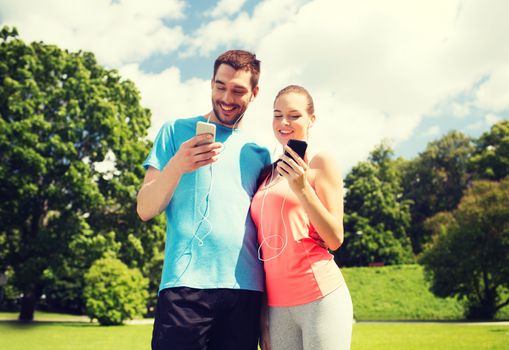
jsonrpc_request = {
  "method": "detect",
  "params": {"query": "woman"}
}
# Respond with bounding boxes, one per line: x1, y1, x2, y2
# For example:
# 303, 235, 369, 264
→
251, 85, 353, 350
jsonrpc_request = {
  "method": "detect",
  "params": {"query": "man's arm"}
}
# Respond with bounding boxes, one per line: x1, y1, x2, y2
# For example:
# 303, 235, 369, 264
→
137, 134, 221, 221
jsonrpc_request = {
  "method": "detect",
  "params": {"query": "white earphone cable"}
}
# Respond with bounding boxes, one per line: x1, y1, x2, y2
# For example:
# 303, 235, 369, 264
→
257, 163, 289, 262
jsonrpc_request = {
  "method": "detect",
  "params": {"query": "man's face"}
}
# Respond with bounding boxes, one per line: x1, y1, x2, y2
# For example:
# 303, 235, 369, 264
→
211, 64, 258, 127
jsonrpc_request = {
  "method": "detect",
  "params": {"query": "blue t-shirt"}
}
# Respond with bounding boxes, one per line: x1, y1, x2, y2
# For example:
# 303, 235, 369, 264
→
143, 116, 271, 292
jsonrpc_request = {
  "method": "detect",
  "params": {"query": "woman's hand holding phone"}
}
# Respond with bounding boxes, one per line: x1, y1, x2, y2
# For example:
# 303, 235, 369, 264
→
276, 140, 310, 193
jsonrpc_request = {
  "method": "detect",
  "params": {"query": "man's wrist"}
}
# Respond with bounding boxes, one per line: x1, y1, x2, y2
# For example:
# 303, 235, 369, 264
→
166, 157, 185, 177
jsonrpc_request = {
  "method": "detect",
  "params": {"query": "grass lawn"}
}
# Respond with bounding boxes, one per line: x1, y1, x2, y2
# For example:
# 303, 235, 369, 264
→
0, 321, 152, 350
342, 264, 509, 320
0, 311, 89, 322
0, 319, 508, 350
351, 323, 509, 350
2, 264, 508, 349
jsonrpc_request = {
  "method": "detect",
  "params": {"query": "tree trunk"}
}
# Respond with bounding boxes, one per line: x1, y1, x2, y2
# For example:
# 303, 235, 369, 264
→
467, 288, 497, 320
18, 292, 37, 322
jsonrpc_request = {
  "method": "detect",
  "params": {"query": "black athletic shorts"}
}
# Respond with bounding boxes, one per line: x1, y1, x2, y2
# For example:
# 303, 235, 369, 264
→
151, 287, 262, 350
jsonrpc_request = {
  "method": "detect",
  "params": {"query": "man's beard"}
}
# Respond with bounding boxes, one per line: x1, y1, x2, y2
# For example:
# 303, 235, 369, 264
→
212, 104, 245, 127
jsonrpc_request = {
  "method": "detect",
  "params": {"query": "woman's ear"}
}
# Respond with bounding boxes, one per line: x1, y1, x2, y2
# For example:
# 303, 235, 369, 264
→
308, 114, 316, 129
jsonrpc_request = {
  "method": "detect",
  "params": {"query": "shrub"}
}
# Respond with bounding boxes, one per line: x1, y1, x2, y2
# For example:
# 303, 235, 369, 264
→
84, 256, 148, 325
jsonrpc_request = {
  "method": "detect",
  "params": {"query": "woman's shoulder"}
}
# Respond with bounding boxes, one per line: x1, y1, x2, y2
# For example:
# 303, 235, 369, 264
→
309, 150, 339, 169
309, 150, 343, 183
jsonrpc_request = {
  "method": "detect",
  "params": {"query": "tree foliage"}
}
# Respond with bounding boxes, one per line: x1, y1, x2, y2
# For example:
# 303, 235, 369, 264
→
470, 119, 509, 180
84, 256, 148, 325
420, 178, 509, 319
0, 26, 163, 321
401, 131, 474, 253
335, 143, 414, 266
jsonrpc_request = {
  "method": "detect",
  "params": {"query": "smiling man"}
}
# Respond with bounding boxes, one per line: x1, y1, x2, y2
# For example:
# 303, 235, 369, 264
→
137, 50, 271, 350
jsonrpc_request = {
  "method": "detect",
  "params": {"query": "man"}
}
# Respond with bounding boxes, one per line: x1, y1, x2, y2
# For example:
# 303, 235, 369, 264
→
137, 50, 270, 350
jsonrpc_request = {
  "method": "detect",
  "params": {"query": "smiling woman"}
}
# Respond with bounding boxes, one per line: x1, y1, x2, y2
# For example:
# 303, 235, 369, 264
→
251, 85, 352, 350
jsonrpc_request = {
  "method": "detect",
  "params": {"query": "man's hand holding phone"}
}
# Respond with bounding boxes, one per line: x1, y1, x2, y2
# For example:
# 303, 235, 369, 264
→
170, 132, 222, 175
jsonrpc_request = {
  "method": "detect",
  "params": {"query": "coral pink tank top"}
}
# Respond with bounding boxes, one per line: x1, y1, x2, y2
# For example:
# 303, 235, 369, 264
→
251, 176, 345, 307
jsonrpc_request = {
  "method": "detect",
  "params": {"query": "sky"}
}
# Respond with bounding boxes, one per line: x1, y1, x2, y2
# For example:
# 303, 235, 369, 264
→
1, 0, 508, 173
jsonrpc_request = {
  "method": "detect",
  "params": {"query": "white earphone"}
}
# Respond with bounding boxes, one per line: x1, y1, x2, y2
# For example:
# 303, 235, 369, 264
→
257, 164, 290, 262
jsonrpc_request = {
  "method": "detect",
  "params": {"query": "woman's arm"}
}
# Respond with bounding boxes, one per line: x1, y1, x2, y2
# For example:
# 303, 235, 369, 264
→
276, 148, 344, 250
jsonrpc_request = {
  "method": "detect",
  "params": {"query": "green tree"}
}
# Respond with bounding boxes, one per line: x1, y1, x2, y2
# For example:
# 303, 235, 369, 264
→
470, 119, 509, 180
420, 179, 509, 319
335, 143, 414, 266
0, 26, 162, 321
401, 131, 474, 253
84, 256, 148, 325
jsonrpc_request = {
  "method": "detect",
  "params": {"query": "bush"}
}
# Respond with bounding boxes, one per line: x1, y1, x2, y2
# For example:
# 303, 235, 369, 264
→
84, 256, 148, 325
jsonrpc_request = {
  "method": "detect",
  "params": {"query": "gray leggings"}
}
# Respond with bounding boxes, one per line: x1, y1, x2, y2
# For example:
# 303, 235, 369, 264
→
268, 284, 353, 350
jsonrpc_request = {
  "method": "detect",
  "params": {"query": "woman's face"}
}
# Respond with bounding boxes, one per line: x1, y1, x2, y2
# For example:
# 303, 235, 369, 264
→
273, 92, 314, 146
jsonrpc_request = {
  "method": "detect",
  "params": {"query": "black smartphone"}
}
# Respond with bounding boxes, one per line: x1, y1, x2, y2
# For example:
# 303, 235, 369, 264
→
285, 139, 308, 161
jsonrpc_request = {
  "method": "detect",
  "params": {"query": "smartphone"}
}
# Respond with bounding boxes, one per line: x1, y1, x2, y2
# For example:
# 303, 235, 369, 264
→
196, 121, 216, 146
285, 139, 308, 160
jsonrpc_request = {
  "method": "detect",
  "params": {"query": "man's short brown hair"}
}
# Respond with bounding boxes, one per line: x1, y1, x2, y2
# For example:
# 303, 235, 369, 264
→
213, 50, 260, 90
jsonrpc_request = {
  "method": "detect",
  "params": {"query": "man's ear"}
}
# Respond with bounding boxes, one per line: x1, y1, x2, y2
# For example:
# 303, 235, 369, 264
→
251, 85, 259, 100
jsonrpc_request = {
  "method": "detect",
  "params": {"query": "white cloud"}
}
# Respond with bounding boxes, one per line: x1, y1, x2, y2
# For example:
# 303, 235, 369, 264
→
452, 102, 471, 118
2, 0, 509, 171
0, 0, 186, 66
206, 0, 247, 18
123, 0, 509, 170
119, 64, 211, 139
183, 0, 309, 57
466, 120, 484, 131
475, 66, 509, 112
466, 113, 502, 132
422, 126, 441, 138
484, 113, 501, 126
244, 0, 459, 167
245, 0, 509, 169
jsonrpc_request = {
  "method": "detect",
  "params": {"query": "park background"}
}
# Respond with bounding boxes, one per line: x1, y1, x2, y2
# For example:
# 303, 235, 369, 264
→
1, 1, 508, 349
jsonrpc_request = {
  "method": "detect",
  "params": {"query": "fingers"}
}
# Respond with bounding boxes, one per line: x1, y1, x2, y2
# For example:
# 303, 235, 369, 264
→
191, 144, 221, 168
195, 156, 218, 168
276, 159, 291, 177
193, 142, 222, 156
175, 136, 223, 173
277, 154, 305, 176
284, 145, 307, 167
186, 135, 222, 158
189, 133, 214, 147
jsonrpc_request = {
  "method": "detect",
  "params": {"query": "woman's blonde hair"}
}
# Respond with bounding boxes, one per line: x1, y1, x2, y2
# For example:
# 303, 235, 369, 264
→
274, 85, 314, 115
